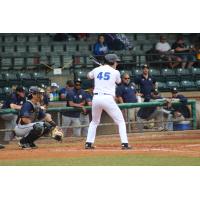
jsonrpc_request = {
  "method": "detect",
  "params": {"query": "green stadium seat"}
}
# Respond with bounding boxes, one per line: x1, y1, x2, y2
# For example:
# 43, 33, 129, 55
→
41, 45, 52, 53
195, 80, 200, 89
157, 82, 168, 92
1, 58, 12, 70
161, 68, 176, 81
74, 69, 90, 79
16, 35, 27, 43
176, 68, 191, 80
66, 44, 77, 53
40, 35, 50, 42
50, 56, 61, 68
4, 46, 15, 53
28, 35, 39, 43
78, 44, 90, 53
191, 67, 200, 80
4, 36, 15, 43
63, 55, 73, 68
3, 73, 19, 86
52, 44, 64, 53
28, 45, 39, 53
133, 68, 142, 77
14, 58, 25, 70
166, 81, 180, 89
180, 80, 196, 91
16, 45, 27, 53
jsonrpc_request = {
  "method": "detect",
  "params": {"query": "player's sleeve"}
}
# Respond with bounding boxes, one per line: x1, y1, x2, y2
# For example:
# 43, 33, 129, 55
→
115, 71, 121, 84
87, 69, 95, 79
19, 103, 32, 118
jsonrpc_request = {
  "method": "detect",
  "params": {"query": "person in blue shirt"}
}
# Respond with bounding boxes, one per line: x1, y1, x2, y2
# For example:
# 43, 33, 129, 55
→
14, 86, 59, 149
0, 86, 26, 143
93, 34, 109, 63
134, 64, 157, 100
59, 80, 74, 101
116, 72, 138, 131
62, 79, 88, 137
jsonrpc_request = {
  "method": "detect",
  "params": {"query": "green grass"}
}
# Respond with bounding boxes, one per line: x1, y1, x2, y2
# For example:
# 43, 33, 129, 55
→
1, 154, 200, 166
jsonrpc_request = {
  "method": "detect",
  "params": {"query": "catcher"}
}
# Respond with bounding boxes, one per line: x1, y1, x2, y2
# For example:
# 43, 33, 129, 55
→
14, 86, 64, 149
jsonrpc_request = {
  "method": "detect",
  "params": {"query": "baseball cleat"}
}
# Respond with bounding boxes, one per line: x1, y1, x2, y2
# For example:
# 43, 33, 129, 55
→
18, 141, 32, 150
121, 143, 132, 150
85, 142, 95, 149
29, 142, 38, 149
0, 144, 5, 149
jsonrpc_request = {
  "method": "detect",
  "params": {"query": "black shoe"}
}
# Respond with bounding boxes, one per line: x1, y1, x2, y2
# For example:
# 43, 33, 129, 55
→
85, 142, 95, 149
121, 143, 132, 150
0, 144, 5, 149
29, 142, 38, 149
18, 141, 31, 150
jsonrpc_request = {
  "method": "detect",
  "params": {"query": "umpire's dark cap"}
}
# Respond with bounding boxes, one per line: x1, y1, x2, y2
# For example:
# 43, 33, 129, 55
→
171, 87, 178, 93
142, 64, 149, 69
16, 86, 25, 92
105, 54, 120, 63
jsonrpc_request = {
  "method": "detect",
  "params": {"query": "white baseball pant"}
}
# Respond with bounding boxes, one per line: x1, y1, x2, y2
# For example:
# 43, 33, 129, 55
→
86, 94, 128, 144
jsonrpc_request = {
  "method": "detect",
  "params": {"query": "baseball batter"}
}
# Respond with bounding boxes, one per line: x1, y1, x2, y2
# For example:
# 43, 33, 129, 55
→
85, 54, 132, 149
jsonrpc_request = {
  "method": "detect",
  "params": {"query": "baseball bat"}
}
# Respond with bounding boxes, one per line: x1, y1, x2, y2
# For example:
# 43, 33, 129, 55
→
89, 55, 102, 66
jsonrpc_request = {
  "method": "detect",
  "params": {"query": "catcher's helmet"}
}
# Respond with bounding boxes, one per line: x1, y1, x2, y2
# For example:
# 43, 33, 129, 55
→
16, 86, 25, 93
28, 86, 44, 96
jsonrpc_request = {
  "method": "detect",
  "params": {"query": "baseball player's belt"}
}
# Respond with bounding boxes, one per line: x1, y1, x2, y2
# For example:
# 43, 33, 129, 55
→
94, 93, 110, 95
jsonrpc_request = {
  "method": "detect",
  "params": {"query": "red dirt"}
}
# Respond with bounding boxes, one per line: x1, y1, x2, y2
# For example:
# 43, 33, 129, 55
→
0, 131, 200, 161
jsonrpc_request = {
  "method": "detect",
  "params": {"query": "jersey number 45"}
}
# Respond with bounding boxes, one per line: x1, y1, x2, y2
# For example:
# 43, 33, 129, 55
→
97, 72, 111, 80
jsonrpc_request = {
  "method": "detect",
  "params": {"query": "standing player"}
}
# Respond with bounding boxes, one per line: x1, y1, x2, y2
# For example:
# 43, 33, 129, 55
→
85, 54, 132, 149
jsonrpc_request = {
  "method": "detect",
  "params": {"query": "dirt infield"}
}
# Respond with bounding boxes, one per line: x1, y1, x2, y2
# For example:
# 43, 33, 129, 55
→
0, 130, 200, 165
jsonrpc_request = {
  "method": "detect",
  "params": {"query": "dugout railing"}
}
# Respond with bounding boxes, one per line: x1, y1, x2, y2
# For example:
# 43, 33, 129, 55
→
0, 100, 196, 136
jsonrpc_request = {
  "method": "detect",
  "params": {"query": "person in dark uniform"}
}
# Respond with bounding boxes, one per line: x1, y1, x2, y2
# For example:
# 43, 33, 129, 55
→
136, 88, 165, 132
170, 87, 190, 120
62, 79, 88, 137
0, 86, 26, 143
116, 72, 138, 131
14, 86, 58, 149
134, 64, 157, 100
59, 80, 74, 101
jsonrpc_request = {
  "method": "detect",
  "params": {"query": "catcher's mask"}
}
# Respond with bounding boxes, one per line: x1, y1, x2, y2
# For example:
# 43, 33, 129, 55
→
28, 86, 44, 100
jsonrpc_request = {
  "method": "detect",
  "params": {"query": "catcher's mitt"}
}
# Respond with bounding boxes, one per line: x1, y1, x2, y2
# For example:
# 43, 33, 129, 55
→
50, 126, 64, 142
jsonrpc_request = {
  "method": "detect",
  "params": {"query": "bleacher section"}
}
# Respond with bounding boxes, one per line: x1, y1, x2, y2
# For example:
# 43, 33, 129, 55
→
0, 33, 200, 98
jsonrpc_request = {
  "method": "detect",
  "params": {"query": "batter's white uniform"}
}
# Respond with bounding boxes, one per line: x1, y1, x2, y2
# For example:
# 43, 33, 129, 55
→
86, 64, 128, 144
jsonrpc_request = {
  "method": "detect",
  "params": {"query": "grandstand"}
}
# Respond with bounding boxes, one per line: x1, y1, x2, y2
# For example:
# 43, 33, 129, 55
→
0, 33, 200, 101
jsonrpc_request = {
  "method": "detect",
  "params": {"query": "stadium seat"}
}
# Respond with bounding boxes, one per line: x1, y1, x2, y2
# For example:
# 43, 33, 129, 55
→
18, 73, 36, 87
133, 68, 142, 77
50, 56, 61, 68
28, 35, 39, 43
16, 45, 27, 53
52, 44, 64, 53
0, 74, 5, 87
16, 35, 27, 43
28, 45, 39, 53
157, 82, 168, 92
41, 45, 52, 53
0, 88, 4, 100
195, 80, 200, 89
66, 44, 77, 53
62, 55, 73, 68
161, 68, 176, 81
74, 69, 90, 79
1, 58, 12, 70
4, 46, 15, 53
26, 57, 40, 69
40, 35, 50, 42
180, 80, 196, 91
3, 73, 19, 86
121, 54, 135, 63
4, 36, 15, 43
176, 68, 191, 80
166, 81, 180, 89
191, 67, 200, 80
32, 72, 50, 86
13, 58, 25, 70
78, 44, 90, 53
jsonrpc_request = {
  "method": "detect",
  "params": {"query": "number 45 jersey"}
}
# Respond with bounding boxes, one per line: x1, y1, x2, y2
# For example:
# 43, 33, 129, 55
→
88, 65, 121, 97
